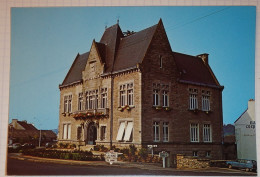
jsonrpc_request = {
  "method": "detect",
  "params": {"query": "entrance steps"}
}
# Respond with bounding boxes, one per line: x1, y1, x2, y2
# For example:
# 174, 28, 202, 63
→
80, 145, 95, 151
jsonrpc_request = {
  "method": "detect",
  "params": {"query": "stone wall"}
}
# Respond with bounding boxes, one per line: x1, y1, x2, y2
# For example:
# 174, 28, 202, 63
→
176, 154, 210, 169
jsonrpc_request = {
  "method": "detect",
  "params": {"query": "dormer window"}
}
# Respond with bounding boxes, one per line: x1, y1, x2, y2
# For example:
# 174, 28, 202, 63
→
90, 61, 96, 72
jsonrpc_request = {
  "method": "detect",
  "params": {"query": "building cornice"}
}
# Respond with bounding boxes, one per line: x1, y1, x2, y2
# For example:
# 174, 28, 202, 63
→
179, 79, 224, 90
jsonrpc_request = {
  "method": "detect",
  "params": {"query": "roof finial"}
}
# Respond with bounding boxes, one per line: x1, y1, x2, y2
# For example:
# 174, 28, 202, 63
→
116, 15, 120, 24
105, 22, 108, 30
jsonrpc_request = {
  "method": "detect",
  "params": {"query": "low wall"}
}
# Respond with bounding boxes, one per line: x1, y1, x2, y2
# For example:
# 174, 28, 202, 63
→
176, 154, 210, 169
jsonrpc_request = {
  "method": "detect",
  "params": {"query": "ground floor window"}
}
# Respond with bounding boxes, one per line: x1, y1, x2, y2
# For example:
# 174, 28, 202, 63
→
163, 122, 169, 142
206, 151, 211, 157
153, 121, 160, 142
77, 126, 82, 140
100, 126, 106, 140
63, 123, 71, 140
116, 121, 133, 142
193, 151, 198, 157
190, 123, 199, 142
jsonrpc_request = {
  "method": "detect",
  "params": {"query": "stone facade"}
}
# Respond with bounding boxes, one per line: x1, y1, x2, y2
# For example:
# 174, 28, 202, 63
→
58, 19, 224, 163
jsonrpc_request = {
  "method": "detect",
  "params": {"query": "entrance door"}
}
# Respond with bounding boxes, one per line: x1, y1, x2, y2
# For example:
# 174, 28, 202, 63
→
87, 122, 97, 145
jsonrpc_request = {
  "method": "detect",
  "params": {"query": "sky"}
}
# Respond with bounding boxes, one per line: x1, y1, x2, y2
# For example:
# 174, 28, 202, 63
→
9, 6, 255, 130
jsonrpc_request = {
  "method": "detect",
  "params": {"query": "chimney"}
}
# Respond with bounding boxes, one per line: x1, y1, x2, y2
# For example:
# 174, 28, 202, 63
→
197, 53, 209, 65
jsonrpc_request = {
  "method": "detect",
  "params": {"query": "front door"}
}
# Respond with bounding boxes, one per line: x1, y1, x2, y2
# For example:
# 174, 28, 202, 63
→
87, 122, 97, 145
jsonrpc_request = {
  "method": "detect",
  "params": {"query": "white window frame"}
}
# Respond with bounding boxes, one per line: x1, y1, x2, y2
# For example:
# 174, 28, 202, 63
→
203, 124, 212, 142
62, 123, 71, 140
190, 123, 199, 142
119, 83, 134, 107
101, 88, 108, 109
116, 122, 126, 141
153, 89, 159, 106
153, 121, 160, 142
189, 94, 198, 110
64, 96, 68, 113
127, 89, 134, 106
163, 122, 169, 142
162, 90, 169, 107
202, 95, 210, 111
206, 151, 211, 157
78, 92, 83, 111
123, 122, 133, 141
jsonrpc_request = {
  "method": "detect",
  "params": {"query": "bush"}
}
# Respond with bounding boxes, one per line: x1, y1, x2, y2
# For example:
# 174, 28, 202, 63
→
138, 148, 148, 160
129, 144, 137, 156
120, 148, 129, 155
59, 142, 64, 148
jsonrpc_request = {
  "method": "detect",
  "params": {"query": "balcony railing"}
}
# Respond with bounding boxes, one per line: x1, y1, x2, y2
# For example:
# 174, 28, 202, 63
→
72, 108, 109, 119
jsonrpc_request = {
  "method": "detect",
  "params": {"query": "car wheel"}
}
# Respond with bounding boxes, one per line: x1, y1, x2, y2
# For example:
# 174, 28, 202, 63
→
228, 164, 232, 169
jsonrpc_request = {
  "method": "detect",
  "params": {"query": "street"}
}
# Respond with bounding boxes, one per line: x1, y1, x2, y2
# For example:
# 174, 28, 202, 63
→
7, 156, 257, 176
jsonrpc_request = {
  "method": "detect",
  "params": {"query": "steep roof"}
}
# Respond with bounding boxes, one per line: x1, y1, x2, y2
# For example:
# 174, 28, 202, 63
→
173, 52, 220, 87
113, 24, 157, 71
17, 121, 38, 131
61, 52, 89, 86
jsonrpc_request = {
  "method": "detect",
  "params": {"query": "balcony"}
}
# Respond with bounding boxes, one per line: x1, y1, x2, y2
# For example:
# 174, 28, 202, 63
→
72, 108, 109, 119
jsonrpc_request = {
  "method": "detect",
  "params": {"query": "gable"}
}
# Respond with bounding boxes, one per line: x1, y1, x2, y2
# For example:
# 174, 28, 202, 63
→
82, 41, 105, 80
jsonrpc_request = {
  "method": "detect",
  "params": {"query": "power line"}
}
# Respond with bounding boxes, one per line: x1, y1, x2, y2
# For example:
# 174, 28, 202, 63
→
167, 7, 231, 31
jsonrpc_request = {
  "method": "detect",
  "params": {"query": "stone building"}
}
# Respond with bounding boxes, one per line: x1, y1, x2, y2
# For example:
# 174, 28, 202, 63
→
58, 19, 224, 160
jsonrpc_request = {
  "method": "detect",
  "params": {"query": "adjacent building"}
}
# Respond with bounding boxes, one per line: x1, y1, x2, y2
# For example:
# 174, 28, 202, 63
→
58, 19, 224, 160
234, 99, 256, 160
9, 119, 57, 145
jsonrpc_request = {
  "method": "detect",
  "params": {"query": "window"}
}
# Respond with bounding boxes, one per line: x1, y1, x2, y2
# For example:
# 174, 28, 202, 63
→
153, 121, 160, 142
203, 124, 211, 142
90, 62, 96, 72
89, 94, 94, 109
153, 89, 159, 106
206, 151, 211, 157
202, 90, 210, 111
189, 88, 198, 110
85, 91, 89, 110
95, 90, 98, 109
64, 95, 72, 113
78, 93, 83, 111
159, 55, 163, 68
116, 121, 133, 142
100, 126, 106, 140
101, 88, 108, 109
163, 122, 169, 142
162, 91, 169, 107
63, 123, 71, 140
190, 123, 199, 142
119, 83, 134, 107
77, 126, 82, 140
193, 151, 198, 157
127, 83, 134, 106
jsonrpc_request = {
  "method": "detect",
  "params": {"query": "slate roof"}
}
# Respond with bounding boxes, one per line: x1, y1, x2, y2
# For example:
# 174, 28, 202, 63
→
173, 52, 221, 87
61, 52, 89, 86
9, 129, 57, 139
17, 121, 38, 131
60, 20, 221, 88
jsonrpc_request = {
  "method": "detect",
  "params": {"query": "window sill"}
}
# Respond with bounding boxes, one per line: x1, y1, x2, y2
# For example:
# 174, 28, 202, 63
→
118, 105, 134, 112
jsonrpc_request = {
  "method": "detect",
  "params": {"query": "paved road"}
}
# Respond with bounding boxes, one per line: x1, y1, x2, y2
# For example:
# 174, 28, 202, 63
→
7, 157, 257, 176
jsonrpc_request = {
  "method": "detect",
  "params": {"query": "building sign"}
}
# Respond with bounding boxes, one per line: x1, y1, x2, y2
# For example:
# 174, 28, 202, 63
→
105, 150, 122, 165
246, 121, 255, 129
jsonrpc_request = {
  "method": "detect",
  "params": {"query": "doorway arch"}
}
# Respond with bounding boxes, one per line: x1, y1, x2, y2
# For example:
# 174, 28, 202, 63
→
86, 122, 97, 145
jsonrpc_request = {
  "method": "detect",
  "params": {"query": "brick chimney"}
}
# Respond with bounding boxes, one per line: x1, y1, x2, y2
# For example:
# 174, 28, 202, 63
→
197, 53, 209, 65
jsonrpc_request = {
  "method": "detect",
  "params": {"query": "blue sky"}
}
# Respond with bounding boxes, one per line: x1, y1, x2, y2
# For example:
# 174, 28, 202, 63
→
10, 6, 255, 130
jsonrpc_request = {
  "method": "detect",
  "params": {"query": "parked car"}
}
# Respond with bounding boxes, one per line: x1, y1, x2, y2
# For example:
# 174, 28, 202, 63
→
12, 143, 21, 149
226, 159, 257, 172
22, 143, 35, 149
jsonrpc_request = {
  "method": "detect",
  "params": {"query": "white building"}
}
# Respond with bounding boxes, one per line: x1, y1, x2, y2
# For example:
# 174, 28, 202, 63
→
234, 99, 256, 160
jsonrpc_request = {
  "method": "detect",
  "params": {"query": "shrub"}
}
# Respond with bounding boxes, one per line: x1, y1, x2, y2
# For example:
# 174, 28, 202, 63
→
129, 144, 137, 156
120, 148, 129, 155
138, 148, 148, 160
59, 142, 64, 148
71, 144, 77, 148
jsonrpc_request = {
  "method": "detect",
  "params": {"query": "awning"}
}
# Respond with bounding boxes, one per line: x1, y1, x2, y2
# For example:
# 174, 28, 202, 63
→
123, 122, 133, 141
116, 122, 126, 141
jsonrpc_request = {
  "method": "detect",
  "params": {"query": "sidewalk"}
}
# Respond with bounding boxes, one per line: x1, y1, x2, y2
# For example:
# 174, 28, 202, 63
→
8, 153, 257, 175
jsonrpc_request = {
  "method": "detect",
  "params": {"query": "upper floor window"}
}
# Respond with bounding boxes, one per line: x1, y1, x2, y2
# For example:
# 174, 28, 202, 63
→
163, 122, 169, 142
64, 95, 72, 113
90, 62, 96, 72
101, 88, 108, 109
119, 83, 134, 107
153, 121, 160, 142
162, 90, 169, 107
189, 88, 198, 110
190, 123, 199, 142
95, 90, 99, 109
202, 90, 211, 111
78, 93, 83, 111
86, 90, 98, 110
153, 89, 159, 106
159, 55, 163, 68
203, 124, 211, 142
